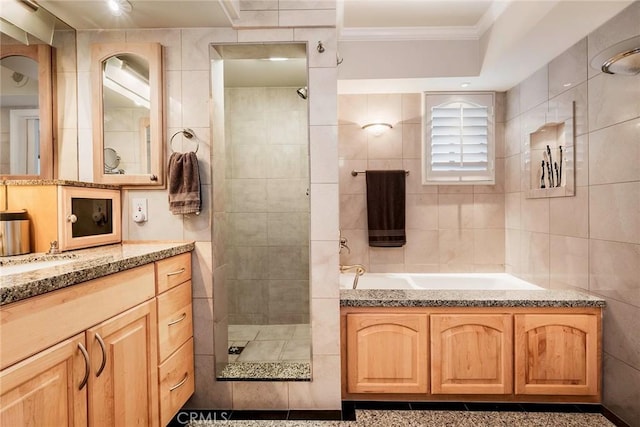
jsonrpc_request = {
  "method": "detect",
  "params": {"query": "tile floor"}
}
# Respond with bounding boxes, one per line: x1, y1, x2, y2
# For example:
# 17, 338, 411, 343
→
227, 324, 311, 363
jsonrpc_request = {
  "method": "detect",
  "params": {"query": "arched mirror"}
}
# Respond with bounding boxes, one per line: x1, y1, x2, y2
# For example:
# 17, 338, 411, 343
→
0, 44, 54, 179
92, 43, 163, 186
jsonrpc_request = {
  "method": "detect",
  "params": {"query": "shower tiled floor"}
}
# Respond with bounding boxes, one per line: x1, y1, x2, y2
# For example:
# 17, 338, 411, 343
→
228, 324, 311, 363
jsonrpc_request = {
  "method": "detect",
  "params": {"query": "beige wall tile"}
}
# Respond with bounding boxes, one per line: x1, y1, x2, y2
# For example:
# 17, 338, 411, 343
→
602, 298, 640, 370
505, 228, 521, 273
590, 239, 640, 307
505, 154, 521, 193
589, 118, 640, 185
288, 355, 341, 409
405, 230, 439, 265
588, 73, 640, 132
402, 123, 422, 159
506, 85, 520, 122
232, 383, 288, 410
192, 241, 214, 299
339, 194, 366, 230
549, 186, 589, 238
338, 95, 367, 126
401, 93, 422, 124
338, 159, 367, 194
549, 81, 588, 137
505, 115, 521, 157
574, 134, 589, 188
235, 10, 279, 27
438, 194, 474, 229
311, 298, 340, 355
520, 231, 550, 288
309, 67, 338, 126
439, 229, 474, 265
406, 194, 438, 230
125, 28, 181, 70
473, 193, 505, 229
311, 241, 340, 299
589, 182, 640, 244
520, 66, 548, 114
339, 228, 369, 268
193, 298, 214, 355
338, 125, 368, 160
473, 229, 505, 265
548, 38, 587, 99
520, 194, 549, 234
366, 93, 403, 125
310, 183, 339, 240
183, 28, 237, 71
182, 70, 211, 128
367, 125, 403, 159
549, 235, 588, 290
185, 355, 232, 409
237, 28, 293, 43
57, 128, 78, 180
369, 246, 405, 266
310, 126, 338, 183
602, 354, 640, 426
125, 189, 185, 240
295, 28, 337, 68
279, 9, 336, 27
505, 192, 521, 230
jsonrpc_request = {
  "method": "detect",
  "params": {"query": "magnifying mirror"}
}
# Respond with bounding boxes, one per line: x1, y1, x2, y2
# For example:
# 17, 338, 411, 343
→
104, 147, 123, 174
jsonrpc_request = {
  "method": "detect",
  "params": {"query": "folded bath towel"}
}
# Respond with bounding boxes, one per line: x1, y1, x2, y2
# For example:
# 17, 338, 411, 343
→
168, 151, 201, 215
366, 170, 406, 247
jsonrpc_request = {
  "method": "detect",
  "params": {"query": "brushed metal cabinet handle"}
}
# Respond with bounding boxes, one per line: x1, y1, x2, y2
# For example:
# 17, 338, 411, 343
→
169, 373, 189, 392
95, 333, 107, 377
167, 312, 187, 326
78, 343, 90, 390
166, 268, 185, 277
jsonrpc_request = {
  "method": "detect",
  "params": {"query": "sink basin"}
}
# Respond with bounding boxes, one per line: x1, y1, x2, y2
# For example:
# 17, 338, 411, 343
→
0, 258, 77, 276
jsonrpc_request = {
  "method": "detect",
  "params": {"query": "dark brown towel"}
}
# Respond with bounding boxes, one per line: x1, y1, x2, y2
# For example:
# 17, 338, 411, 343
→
168, 152, 201, 215
366, 170, 406, 247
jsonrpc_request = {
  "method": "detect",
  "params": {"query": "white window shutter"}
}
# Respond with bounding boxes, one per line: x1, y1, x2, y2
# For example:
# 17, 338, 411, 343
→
423, 93, 495, 185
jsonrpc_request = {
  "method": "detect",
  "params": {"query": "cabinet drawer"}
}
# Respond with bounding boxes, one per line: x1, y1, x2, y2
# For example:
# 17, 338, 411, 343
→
157, 281, 193, 362
1, 264, 155, 370
156, 253, 191, 293
159, 338, 194, 426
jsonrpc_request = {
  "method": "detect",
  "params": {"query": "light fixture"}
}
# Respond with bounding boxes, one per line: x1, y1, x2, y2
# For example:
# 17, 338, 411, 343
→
267, 57, 288, 61
107, 0, 132, 16
362, 123, 393, 136
103, 56, 150, 108
296, 87, 307, 100
562, 82, 572, 88
591, 35, 640, 75
460, 82, 471, 88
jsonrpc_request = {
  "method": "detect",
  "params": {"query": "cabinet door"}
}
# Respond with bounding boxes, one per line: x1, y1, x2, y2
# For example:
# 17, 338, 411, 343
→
346, 313, 428, 394
87, 300, 159, 427
515, 314, 599, 396
431, 314, 512, 394
0, 333, 88, 427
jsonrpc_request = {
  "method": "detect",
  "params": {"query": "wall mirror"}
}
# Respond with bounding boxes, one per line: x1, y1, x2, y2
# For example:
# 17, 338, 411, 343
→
91, 42, 164, 187
525, 101, 575, 199
210, 43, 311, 381
0, 43, 54, 179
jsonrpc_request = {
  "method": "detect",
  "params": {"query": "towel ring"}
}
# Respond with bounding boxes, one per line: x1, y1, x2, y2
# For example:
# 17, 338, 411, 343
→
170, 128, 198, 153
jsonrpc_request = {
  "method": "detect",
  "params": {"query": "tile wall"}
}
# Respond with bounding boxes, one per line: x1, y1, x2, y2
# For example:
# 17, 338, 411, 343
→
504, 3, 640, 425
225, 87, 310, 325
338, 93, 506, 273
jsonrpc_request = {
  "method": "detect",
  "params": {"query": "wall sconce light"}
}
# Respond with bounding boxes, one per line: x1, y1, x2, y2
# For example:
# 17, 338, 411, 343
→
362, 122, 393, 136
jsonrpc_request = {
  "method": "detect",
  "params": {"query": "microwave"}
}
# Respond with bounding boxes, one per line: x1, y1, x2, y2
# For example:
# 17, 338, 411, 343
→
4, 183, 122, 252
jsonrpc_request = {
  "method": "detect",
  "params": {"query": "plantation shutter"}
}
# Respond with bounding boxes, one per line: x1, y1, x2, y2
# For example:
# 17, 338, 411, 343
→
423, 93, 495, 184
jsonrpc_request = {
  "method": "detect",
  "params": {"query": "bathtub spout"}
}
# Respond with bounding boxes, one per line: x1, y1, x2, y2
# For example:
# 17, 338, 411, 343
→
340, 264, 366, 289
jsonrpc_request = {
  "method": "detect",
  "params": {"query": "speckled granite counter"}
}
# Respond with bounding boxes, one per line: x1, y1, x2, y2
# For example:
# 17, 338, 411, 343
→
217, 362, 311, 381
0, 241, 195, 305
1, 179, 119, 189
340, 288, 605, 308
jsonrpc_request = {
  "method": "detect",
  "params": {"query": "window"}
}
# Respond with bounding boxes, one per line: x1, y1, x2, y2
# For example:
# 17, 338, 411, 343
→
423, 92, 495, 184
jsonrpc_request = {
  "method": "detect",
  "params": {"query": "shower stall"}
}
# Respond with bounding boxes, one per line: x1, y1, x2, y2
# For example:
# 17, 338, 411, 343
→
210, 43, 311, 380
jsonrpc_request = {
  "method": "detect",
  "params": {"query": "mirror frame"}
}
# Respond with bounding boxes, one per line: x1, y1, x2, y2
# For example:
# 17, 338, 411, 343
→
91, 42, 164, 187
0, 44, 54, 180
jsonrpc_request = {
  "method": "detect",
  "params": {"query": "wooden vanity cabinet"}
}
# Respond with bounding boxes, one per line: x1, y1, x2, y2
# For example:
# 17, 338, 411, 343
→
430, 313, 512, 395
0, 252, 195, 427
515, 312, 600, 396
345, 312, 428, 394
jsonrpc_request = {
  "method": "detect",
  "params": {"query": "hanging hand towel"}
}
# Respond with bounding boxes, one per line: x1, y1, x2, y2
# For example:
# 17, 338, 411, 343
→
366, 170, 406, 247
168, 151, 201, 215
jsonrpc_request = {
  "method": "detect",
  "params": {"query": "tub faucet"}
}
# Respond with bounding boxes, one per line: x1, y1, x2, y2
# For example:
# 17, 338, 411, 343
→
340, 264, 366, 289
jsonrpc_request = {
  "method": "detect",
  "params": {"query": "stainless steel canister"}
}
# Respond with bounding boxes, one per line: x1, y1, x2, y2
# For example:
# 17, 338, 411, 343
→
0, 209, 31, 256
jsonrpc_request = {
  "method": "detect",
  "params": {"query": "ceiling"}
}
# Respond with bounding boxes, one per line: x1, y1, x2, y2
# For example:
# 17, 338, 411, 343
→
29, 0, 638, 92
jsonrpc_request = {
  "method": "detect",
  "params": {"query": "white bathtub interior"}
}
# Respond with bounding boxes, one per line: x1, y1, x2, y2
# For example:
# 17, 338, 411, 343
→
339, 272, 543, 290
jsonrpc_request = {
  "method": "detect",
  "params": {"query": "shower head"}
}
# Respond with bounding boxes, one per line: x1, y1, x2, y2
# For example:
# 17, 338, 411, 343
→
591, 35, 640, 75
296, 87, 308, 100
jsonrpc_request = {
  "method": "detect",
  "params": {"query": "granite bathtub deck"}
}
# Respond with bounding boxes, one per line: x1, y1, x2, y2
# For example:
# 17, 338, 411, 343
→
340, 288, 605, 308
217, 361, 311, 381
0, 241, 195, 305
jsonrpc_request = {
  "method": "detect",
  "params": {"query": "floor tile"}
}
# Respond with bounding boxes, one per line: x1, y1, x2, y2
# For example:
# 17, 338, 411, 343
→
280, 340, 311, 361
254, 325, 296, 340
236, 340, 285, 362
228, 325, 261, 341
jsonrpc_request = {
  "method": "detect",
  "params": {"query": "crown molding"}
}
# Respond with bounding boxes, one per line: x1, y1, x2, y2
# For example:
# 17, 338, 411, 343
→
339, 26, 481, 41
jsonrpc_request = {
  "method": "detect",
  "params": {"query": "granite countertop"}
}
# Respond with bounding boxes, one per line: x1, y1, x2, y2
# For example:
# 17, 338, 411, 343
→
0, 179, 119, 189
0, 241, 195, 305
340, 288, 606, 308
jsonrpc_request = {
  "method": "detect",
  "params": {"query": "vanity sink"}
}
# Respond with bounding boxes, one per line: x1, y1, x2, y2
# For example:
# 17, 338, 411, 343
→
0, 255, 79, 276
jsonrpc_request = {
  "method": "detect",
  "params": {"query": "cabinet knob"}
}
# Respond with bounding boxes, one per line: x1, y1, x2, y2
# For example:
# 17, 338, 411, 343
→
67, 214, 78, 223
150, 174, 158, 181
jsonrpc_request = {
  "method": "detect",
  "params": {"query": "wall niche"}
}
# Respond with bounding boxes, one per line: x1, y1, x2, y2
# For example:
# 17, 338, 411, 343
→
525, 101, 575, 199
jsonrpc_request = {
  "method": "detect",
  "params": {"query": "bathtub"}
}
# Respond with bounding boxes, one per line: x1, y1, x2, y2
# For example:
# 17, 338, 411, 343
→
339, 272, 542, 290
